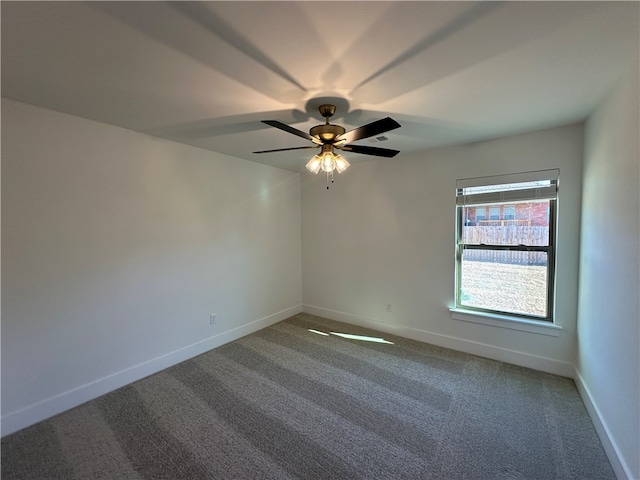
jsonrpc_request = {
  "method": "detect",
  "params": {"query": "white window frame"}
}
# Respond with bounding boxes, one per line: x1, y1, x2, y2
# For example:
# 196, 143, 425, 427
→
452, 170, 560, 330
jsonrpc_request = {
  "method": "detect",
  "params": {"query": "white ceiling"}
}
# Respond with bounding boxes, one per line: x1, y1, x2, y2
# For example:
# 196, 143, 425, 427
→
2, 1, 638, 172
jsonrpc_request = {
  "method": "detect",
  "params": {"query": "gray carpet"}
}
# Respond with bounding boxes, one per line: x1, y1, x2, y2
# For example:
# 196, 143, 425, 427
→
2, 313, 614, 479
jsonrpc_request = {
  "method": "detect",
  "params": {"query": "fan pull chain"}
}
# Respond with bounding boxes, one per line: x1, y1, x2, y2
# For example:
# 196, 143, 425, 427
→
326, 171, 335, 189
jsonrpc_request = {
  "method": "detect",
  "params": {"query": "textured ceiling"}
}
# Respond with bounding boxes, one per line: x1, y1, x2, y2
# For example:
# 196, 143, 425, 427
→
2, 1, 638, 171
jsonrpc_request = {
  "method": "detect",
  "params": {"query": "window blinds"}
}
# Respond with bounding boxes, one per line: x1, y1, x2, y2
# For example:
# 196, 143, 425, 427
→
456, 169, 558, 206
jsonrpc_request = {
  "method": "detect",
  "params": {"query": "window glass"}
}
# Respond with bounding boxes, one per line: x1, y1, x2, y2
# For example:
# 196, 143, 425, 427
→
455, 174, 557, 321
459, 249, 548, 317
504, 205, 515, 220
461, 201, 550, 246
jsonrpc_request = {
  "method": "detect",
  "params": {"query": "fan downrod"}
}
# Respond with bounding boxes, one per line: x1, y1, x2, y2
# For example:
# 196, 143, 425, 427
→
310, 104, 345, 142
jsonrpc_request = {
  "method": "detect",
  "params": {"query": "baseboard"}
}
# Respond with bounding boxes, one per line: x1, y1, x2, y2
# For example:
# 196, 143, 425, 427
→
1, 304, 302, 437
573, 369, 634, 480
302, 304, 574, 377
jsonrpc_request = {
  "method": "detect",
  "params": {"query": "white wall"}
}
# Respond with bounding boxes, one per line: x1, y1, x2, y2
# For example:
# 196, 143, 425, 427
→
1, 98, 302, 435
302, 124, 584, 376
577, 58, 639, 480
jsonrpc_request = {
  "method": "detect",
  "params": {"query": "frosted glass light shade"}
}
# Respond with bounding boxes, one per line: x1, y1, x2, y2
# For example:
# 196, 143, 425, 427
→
306, 155, 322, 174
306, 147, 349, 177
321, 152, 334, 172
334, 155, 350, 173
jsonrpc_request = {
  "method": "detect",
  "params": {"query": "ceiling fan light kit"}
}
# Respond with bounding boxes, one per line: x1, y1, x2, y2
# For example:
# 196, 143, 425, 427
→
254, 103, 400, 188
305, 144, 350, 189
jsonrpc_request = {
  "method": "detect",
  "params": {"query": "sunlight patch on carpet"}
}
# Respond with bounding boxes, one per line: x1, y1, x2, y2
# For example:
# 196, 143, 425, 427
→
308, 329, 330, 336
330, 332, 394, 344
308, 328, 394, 344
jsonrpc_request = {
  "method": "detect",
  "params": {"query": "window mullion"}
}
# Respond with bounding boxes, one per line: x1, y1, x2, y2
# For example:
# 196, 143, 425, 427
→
462, 244, 549, 252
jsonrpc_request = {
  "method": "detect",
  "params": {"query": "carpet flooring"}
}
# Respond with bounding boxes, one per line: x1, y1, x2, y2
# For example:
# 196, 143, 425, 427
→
1, 313, 615, 479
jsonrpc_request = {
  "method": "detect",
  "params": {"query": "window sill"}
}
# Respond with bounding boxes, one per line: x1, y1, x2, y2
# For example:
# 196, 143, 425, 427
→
449, 308, 562, 337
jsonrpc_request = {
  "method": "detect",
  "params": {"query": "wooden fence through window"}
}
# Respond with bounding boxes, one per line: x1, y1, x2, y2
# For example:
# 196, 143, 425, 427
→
461, 226, 549, 266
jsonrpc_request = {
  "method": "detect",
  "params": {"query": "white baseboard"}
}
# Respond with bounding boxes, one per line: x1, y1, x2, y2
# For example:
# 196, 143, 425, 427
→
1, 304, 302, 437
5, 303, 631, 479
573, 370, 634, 480
302, 304, 574, 377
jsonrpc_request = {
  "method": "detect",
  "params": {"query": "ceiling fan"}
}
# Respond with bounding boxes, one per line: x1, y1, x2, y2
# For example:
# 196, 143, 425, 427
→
253, 104, 401, 179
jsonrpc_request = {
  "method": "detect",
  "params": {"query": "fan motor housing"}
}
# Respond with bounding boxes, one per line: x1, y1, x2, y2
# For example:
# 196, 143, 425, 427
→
310, 123, 345, 142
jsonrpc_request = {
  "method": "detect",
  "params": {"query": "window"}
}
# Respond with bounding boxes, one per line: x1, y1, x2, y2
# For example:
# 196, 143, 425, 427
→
476, 207, 486, 221
504, 205, 515, 220
489, 206, 500, 220
455, 170, 558, 321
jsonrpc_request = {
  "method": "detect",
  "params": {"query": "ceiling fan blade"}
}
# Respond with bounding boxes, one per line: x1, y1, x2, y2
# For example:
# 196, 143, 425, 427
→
262, 120, 321, 144
253, 145, 319, 154
338, 144, 400, 158
336, 117, 401, 144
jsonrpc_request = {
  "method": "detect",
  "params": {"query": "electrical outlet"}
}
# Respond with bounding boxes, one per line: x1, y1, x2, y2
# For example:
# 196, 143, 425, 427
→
210, 313, 217, 325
